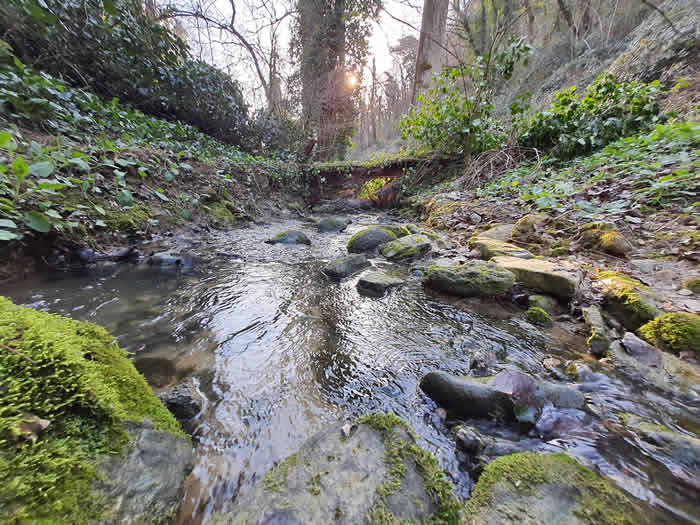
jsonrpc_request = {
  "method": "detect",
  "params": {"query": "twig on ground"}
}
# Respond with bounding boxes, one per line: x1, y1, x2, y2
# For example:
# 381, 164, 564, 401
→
1, 343, 38, 364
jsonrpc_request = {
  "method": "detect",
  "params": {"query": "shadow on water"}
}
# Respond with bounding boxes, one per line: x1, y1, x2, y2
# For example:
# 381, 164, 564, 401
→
4, 216, 698, 525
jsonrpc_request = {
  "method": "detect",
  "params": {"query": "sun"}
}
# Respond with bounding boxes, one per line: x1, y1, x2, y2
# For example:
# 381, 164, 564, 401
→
346, 72, 358, 87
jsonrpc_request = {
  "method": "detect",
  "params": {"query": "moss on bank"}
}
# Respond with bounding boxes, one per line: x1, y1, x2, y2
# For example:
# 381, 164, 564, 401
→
105, 205, 151, 234
638, 312, 700, 354
0, 297, 184, 524
596, 271, 660, 330
465, 452, 640, 524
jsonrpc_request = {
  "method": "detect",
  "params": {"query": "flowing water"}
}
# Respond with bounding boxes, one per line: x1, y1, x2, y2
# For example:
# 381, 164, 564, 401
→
4, 215, 699, 524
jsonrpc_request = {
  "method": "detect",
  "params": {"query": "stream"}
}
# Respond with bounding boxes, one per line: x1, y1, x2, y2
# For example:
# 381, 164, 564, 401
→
3, 214, 699, 524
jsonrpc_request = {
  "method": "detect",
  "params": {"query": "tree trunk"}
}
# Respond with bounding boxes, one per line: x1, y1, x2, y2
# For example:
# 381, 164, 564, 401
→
411, 0, 449, 103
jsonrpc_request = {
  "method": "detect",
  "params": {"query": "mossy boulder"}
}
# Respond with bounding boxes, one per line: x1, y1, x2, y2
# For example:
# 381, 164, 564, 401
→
322, 254, 370, 280
464, 452, 643, 524
467, 235, 534, 259
478, 223, 515, 241
596, 272, 660, 331
317, 216, 351, 233
528, 294, 559, 314
347, 225, 410, 253
356, 271, 404, 297
211, 413, 460, 524
422, 261, 515, 297
106, 205, 150, 234
511, 213, 548, 243
578, 222, 633, 257
638, 313, 700, 354
265, 230, 312, 245
0, 297, 191, 525
525, 307, 553, 327
491, 256, 579, 300
380, 233, 432, 261
682, 277, 700, 294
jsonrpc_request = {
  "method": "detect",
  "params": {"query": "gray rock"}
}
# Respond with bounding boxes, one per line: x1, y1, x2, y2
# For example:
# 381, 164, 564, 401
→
528, 294, 559, 314
211, 416, 459, 524
317, 216, 351, 233
96, 420, 193, 524
582, 305, 612, 357
491, 256, 579, 300
380, 233, 432, 261
621, 332, 662, 368
147, 251, 193, 268
467, 235, 534, 259
347, 226, 409, 253
266, 230, 311, 245
158, 380, 202, 434
479, 224, 515, 241
322, 254, 371, 280
422, 261, 515, 297
420, 371, 515, 421
356, 271, 403, 297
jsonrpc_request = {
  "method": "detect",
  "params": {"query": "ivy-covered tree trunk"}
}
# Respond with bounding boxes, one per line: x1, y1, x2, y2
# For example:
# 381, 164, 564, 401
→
412, 0, 449, 102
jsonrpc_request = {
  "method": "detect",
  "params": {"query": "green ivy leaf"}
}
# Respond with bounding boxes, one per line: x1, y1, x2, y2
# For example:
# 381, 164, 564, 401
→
0, 229, 22, 241
0, 219, 17, 228
30, 161, 54, 178
24, 211, 52, 233
12, 157, 30, 178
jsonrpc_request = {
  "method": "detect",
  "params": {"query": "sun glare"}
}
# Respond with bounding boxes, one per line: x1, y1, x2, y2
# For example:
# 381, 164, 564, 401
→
346, 72, 358, 87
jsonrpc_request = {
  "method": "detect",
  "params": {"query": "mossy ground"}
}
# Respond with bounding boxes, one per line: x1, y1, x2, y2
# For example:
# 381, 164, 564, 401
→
358, 412, 461, 524
682, 277, 700, 293
465, 452, 640, 524
105, 205, 151, 234
638, 312, 700, 354
0, 297, 184, 524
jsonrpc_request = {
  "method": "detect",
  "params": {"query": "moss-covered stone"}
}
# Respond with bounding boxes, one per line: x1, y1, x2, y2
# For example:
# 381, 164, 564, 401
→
490, 256, 578, 300
578, 223, 633, 257
682, 277, 700, 294
467, 235, 533, 259
638, 312, 700, 354
106, 205, 150, 234
528, 294, 558, 314
0, 297, 185, 524
511, 213, 548, 243
266, 230, 312, 245
347, 226, 409, 253
596, 271, 660, 331
208, 202, 235, 224
464, 452, 642, 524
525, 306, 553, 327
423, 261, 515, 297
380, 234, 432, 261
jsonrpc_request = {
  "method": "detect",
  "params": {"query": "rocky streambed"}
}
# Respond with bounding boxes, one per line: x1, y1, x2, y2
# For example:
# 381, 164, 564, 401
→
2, 205, 699, 524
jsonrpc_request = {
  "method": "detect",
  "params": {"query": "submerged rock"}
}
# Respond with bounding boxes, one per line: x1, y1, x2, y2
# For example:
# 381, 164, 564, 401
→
347, 225, 410, 253
147, 251, 194, 268
312, 199, 374, 214
582, 305, 612, 357
322, 254, 370, 280
265, 230, 312, 245
467, 235, 533, 259
596, 271, 660, 331
317, 216, 351, 233
0, 297, 191, 525
211, 413, 460, 524
464, 452, 645, 524
422, 261, 515, 297
490, 256, 579, 300
356, 271, 403, 297
158, 379, 202, 434
380, 233, 432, 261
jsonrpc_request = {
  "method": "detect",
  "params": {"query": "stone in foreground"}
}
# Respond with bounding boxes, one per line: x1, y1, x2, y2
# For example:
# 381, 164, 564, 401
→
347, 225, 410, 253
464, 452, 644, 524
422, 261, 515, 297
357, 271, 404, 296
211, 413, 460, 524
265, 230, 312, 245
322, 254, 370, 280
380, 233, 432, 261
491, 256, 578, 300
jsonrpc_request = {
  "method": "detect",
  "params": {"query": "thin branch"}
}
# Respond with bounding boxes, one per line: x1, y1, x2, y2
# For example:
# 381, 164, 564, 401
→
640, 0, 679, 34
1, 343, 38, 364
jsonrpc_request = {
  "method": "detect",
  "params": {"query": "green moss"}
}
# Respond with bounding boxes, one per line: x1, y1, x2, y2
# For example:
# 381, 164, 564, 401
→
358, 412, 461, 524
208, 202, 235, 223
682, 277, 700, 293
347, 226, 400, 252
596, 272, 660, 330
306, 472, 322, 496
105, 205, 150, 234
638, 312, 700, 354
525, 307, 553, 327
262, 452, 302, 493
599, 231, 623, 250
465, 452, 639, 524
0, 297, 184, 525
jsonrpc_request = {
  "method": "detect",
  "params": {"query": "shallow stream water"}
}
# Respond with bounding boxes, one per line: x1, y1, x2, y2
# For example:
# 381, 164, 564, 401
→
4, 215, 699, 524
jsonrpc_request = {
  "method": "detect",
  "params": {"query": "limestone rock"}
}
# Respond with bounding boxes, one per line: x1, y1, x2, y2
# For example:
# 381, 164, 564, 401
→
265, 230, 311, 245
422, 261, 515, 297
478, 224, 515, 241
356, 271, 404, 297
322, 254, 370, 280
491, 256, 579, 300
380, 233, 432, 261
638, 312, 700, 354
511, 213, 549, 241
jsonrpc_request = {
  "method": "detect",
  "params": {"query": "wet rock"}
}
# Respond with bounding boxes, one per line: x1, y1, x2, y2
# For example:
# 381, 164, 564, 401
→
621, 332, 662, 368
380, 233, 432, 261
535, 405, 593, 439
347, 225, 409, 253
97, 420, 193, 524
147, 251, 193, 267
577, 222, 634, 256
467, 235, 534, 259
525, 307, 553, 327
265, 230, 312, 245
491, 256, 579, 300
596, 272, 660, 331
317, 216, 351, 233
638, 312, 700, 354
582, 306, 612, 357
422, 261, 515, 297
528, 294, 559, 314
455, 426, 485, 453
322, 254, 370, 280
489, 368, 585, 412
356, 271, 403, 297
211, 414, 459, 524
478, 224, 515, 241
420, 371, 516, 421
158, 379, 202, 434
464, 452, 644, 524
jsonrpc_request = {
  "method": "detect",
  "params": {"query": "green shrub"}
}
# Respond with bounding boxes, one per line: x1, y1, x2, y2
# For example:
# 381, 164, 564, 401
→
0, 0, 249, 146
519, 73, 666, 158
